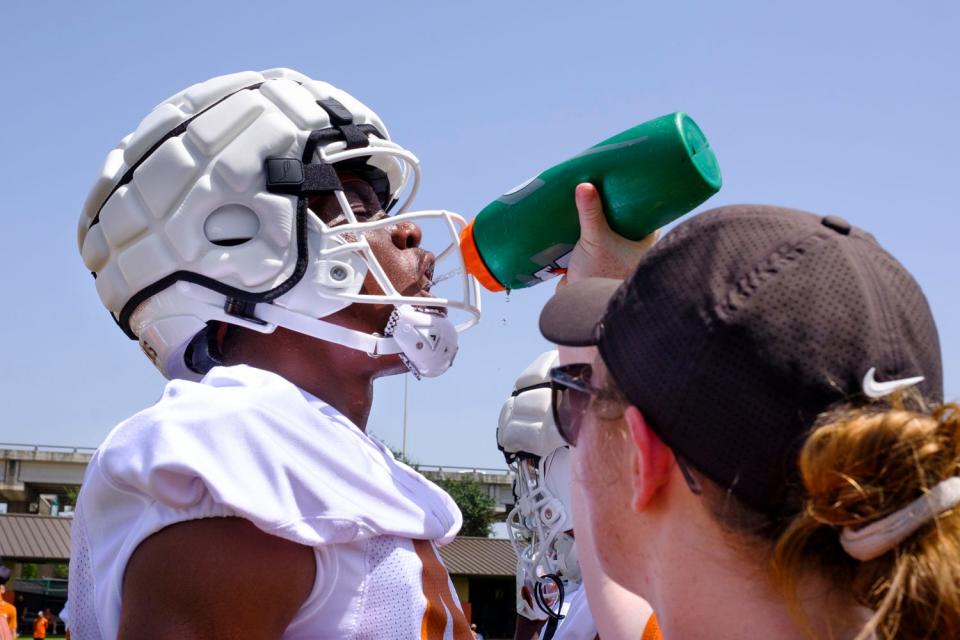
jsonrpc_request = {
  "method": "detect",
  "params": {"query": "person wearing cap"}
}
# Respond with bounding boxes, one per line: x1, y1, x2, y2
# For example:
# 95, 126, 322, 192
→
541, 190, 959, 639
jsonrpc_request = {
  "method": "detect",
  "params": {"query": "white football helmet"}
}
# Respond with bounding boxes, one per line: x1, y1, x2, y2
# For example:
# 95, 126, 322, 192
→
498, 350, 580, 621
77, 68, 481, 380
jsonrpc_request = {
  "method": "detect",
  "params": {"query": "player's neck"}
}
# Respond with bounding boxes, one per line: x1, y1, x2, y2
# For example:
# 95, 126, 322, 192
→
223, 328, 378, 430
638, 496, 868, 640
297, 366, 375, 429
272, 363, 375, 430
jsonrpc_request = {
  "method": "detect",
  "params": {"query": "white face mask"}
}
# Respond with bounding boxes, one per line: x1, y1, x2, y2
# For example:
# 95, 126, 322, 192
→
507, 448, 580, 586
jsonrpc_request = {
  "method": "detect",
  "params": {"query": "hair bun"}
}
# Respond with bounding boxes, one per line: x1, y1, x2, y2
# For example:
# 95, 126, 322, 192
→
774, 397, 960, 640
801, 405, 955, 531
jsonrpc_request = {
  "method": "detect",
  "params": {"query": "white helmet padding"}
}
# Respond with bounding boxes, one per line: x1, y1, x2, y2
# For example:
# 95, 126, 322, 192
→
497, 350, 567, 461
78, 69, 481, 380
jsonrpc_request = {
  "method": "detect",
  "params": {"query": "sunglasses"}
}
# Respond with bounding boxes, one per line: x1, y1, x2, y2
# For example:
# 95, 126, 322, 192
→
548, 363, 702, 495
548, 363, 615, 447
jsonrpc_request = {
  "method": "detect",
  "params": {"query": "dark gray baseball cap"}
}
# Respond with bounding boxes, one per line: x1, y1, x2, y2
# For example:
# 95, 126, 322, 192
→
539, 205, 943, 517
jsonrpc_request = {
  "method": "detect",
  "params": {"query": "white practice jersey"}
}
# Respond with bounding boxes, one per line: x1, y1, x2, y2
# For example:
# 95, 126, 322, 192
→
543, 585, 597, 640
68, 365, 473, 639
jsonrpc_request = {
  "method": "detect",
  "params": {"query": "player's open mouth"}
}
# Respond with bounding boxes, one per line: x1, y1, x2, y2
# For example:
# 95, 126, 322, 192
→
414, 304, 448, 318
416, 255, 437, 295
406, 254, 446, 316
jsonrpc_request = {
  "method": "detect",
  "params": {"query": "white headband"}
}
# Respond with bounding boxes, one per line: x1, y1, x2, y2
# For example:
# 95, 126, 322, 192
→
840, 476, 960, 561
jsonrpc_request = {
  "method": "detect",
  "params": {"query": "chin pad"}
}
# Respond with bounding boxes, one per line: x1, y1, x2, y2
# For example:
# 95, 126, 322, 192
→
384, 304, 459, 378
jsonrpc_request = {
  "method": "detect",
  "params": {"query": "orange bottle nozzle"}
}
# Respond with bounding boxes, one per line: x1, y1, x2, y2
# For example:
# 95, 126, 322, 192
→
459, 221, 505, 292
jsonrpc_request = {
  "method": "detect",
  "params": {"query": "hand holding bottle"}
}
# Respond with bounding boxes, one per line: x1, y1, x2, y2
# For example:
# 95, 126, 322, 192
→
561, 183, 659, 286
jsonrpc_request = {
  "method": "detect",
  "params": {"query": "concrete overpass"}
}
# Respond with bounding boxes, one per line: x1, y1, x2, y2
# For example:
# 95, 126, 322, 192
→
0, 444, 515, 518
0, 445, 94, 514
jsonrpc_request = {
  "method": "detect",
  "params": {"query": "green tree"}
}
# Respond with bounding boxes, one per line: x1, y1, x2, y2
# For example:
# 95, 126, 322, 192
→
435, 476, 495, 537
389, 447, 420, 471
382, 439, 494, 536
61, 486, 79, 507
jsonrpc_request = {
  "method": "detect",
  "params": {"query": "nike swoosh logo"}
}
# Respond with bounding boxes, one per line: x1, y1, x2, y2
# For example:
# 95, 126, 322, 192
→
862, 367, 925, 399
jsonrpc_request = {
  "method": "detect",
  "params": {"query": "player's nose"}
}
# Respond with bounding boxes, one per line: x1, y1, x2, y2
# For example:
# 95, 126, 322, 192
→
390, 221, 422, 250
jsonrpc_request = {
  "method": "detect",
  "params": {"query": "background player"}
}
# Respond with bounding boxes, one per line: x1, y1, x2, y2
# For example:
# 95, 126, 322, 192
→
499, 350, 655, 640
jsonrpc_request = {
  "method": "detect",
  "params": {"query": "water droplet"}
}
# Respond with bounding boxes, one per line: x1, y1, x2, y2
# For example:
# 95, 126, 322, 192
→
501, 318, 507, 326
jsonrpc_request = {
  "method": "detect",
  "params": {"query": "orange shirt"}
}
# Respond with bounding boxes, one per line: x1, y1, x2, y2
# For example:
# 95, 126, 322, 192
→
0, 602, 15, 633
33, 616, 48, 638
642, 614, 662, 640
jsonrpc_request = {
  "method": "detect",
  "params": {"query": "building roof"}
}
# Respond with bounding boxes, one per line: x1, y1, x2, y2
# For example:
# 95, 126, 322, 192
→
0, 514, 71, 562
0, 514, 518, 579
438, 536, 517, 577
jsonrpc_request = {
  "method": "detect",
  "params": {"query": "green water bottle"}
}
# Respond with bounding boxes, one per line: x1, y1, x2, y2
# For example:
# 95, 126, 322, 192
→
460, 112, 722, 291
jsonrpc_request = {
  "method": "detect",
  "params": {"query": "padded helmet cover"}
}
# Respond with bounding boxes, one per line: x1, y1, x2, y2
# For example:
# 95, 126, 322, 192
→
78, 69, 480, 379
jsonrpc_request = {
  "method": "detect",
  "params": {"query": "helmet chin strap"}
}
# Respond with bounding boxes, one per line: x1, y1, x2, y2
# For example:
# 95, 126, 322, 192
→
177, 282, 459, 378
240, 300, 458, 379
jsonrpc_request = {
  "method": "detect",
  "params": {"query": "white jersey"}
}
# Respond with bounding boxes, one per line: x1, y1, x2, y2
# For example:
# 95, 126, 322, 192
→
68, 365, 473, 639
542, 585, 597, 640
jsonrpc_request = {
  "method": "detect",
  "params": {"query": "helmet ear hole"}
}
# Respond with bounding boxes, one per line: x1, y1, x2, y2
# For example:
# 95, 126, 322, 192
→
204, 204, 261, 247
183, 323, 224, 375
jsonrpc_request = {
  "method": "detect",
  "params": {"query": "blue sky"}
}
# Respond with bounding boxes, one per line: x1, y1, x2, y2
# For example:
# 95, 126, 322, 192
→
1, 1, 957, 470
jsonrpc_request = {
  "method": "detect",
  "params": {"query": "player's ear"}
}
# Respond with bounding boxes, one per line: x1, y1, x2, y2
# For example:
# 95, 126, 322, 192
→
624, 406, 674, 512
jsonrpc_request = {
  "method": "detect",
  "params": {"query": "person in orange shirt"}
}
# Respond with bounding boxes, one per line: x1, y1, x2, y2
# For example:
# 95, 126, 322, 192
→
31, 610, 46, 640
0, 584, 16, 640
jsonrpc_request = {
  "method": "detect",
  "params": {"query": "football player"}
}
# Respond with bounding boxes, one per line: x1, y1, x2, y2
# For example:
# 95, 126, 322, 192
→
499, 350, 655, 640
71, 69, 481, 639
